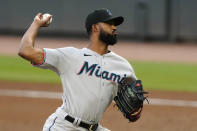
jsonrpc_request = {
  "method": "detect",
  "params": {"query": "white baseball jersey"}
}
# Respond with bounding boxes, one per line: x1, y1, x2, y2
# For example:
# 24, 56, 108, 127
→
35, 47, 137, 124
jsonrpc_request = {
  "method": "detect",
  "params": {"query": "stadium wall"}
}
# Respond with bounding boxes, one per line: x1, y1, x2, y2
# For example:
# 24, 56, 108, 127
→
0, 0, 196, 42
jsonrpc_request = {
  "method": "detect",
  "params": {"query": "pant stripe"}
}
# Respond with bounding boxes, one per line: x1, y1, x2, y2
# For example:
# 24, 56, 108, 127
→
49, 117, 57, 131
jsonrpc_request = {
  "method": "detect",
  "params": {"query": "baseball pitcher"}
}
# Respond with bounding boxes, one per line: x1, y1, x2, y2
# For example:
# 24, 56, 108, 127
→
18, 9, 147, 131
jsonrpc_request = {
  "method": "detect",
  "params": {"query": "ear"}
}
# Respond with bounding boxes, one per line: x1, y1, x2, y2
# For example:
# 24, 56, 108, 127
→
92, 24, 100, 33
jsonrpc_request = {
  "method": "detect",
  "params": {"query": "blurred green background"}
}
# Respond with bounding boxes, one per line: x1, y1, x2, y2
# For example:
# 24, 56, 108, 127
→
1, 55, 196, 92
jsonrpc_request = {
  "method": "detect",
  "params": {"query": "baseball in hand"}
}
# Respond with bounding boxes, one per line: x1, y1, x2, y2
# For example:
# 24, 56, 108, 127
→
43, 13, 52, 25
35, 13, 53, 25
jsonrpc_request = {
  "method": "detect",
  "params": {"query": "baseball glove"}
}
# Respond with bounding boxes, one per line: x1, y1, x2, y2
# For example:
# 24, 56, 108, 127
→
114, 77, 148, 122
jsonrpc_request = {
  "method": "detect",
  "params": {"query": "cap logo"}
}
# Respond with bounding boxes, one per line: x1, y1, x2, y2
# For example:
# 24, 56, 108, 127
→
106, 9, 112, 16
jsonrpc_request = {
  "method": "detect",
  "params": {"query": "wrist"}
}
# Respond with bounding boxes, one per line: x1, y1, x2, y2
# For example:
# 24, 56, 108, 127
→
31, 22, 41, 30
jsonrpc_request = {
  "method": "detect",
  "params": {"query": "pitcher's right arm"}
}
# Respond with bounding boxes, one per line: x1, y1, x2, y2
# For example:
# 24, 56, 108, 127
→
18, 13, 52, 65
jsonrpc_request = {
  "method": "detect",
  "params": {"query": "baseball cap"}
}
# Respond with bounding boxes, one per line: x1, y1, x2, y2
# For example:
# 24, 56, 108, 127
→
85, 8, 124, 33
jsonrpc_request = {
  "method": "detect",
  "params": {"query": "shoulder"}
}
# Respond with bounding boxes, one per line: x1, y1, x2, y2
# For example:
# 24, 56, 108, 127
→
45, 47, 82, 56
110, 51, 131, 65
43, 47, 78, 52
56, 47, 80, 53
43, 47, 82, 58
110, 51, 137, 79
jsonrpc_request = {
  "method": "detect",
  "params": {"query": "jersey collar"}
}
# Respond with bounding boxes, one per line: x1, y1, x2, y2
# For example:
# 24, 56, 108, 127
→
82, 48, 112, 57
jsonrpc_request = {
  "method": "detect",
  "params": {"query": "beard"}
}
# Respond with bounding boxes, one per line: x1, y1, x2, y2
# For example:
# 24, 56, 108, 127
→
99, 29, 117, 45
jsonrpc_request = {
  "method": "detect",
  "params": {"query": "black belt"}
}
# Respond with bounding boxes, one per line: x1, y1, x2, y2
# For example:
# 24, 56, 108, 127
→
65, 115, 98, 131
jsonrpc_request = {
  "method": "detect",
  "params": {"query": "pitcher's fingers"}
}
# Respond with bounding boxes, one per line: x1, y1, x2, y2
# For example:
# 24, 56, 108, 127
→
37, 13, 43, 19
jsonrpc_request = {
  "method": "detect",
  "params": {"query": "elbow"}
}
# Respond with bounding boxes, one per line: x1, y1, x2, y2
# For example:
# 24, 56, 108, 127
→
18, 48, 23, 56
18, 48, 30, 59
18, 38, 33, 58
18, 46, 25, 57
18, 49, 26, 59
18, 50, 25, 58
18, 49, 22, 56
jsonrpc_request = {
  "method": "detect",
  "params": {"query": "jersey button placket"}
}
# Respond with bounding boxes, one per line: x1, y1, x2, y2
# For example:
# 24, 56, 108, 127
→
101, 56, 106, 105
102, 56, 106, 87
95, 55, 104, 120
93, 55, 102, 120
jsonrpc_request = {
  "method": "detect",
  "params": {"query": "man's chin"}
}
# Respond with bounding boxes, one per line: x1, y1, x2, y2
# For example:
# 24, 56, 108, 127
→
99, 30, 118, 45
108, 36, 117, 45
103, 38, 117, 45
108, 40, 117, 45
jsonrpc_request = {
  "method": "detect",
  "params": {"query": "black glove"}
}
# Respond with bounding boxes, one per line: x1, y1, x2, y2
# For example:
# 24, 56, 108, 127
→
114, 77, 148, 122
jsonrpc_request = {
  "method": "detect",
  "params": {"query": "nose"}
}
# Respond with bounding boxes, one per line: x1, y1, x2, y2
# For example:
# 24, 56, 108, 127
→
111, 24, 116, 29
111, 25, 117, 34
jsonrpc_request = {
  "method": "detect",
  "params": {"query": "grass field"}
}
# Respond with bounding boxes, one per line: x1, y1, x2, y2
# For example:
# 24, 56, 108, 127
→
0, 56, 61, 83
0, 55, 197, 92
131, 61, 197, 92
